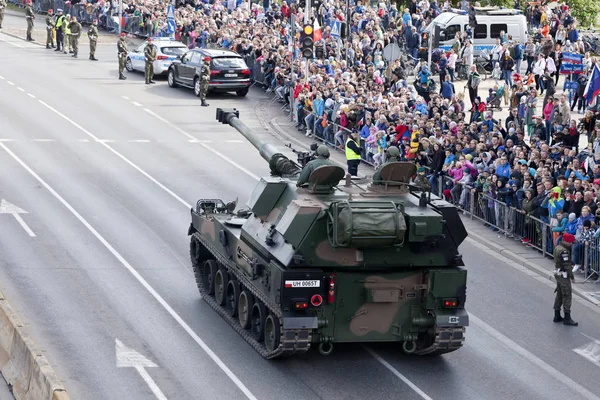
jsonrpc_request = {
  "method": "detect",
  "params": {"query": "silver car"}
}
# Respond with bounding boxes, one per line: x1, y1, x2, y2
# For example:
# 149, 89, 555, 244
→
126, 37, 188, 76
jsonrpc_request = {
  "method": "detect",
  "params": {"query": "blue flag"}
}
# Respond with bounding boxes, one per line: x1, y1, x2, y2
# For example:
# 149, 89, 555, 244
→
583, 65, 600, 105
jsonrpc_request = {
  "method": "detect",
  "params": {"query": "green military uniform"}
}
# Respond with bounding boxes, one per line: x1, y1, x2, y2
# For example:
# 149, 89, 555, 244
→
64, 14, 72, 54
45, 12, 55, 49
25, 4, 35, 41
373, 146, 401, 183
296, 146, 336, 186
0, 0, 8, 30
144, 41, 157, 84
54, 11, 65, 51
68, 19, 82, 58
87, 21, 98, 60
553, 239, 578, 326
199, 58, 210, 106
413, 166, 431, 191
117, 35, 128, 80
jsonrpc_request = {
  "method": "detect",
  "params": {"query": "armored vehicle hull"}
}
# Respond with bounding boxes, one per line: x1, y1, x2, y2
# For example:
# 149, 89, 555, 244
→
188, 109, 469, 359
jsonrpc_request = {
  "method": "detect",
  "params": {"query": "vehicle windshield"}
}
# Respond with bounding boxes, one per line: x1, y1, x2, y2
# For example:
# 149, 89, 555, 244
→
211, 57, 247, 69
161, 46, 188, 56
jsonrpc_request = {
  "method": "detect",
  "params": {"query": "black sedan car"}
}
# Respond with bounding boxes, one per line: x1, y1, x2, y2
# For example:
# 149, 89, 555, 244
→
167, 48, 252, 97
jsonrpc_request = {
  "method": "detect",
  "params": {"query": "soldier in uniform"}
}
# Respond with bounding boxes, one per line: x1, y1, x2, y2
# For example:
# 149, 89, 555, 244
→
88, 19, 98, 61
413, 166, 432, 191
144, 38, 157, 84
54, 9, 65, 52
45, 9, 55, 49
199, 57, 210, 106
373, 146, 401, 183
64, 13, 72, 54
67, 16, 82, 58
296, 145, 336, 186
0, 0, 6, 29
553, 233, 578, 326
25, 0, 35, 41
117, 32, 128, 80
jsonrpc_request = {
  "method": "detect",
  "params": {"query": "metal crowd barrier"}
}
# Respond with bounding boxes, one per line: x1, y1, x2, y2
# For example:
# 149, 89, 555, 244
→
439, 177, 599, 282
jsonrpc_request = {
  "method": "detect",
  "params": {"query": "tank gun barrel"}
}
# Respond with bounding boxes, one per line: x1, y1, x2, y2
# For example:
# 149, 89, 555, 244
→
216, 108, 301, 177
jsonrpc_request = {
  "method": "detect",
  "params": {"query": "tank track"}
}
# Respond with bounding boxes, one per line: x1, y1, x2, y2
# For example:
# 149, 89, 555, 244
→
414, 327, 466, 356
190, 233, 312, 359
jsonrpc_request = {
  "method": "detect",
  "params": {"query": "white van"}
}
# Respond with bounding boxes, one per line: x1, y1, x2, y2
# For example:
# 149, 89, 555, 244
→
423, 8, 528, 56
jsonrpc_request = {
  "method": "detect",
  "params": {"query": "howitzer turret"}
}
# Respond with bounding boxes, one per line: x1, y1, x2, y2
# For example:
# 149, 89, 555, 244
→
187, 108, 470, 360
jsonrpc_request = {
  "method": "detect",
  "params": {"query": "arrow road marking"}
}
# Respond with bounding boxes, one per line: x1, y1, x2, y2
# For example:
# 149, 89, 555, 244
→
116, 339, 167, 400
0, 199, 36, 237
574, 333, 600, 369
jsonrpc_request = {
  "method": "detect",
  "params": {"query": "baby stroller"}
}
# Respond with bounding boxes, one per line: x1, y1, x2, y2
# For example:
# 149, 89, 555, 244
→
475, 48, 493, 78
486, 85, 504, 111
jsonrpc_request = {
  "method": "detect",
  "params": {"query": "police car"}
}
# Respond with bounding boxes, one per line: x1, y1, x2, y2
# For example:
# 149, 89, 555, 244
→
125, 37, 188, 76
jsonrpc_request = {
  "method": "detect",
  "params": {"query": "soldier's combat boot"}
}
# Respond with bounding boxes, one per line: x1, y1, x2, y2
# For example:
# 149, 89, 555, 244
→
201, 99, 209, 107
563, 313, 578, 326
119, 74, 127, 80
91, 56, 98, 61
553, 309, 563, 323
46, 45, 51, 49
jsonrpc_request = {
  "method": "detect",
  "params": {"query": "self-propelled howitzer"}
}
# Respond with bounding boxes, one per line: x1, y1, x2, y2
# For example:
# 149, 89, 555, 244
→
188, 108, 469, 359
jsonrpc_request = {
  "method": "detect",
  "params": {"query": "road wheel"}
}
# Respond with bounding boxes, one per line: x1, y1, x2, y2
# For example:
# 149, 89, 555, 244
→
238, 290, 254, 329
226, 280, 240, 317
125, 57, 134, 72
251, 302, 267, 342
203, 260, 218, 296
236, 88, 249, 97
264, 314, 281, 352
194, 78, 201, 97
167, 69, 178, 88
214, 268, 228, 306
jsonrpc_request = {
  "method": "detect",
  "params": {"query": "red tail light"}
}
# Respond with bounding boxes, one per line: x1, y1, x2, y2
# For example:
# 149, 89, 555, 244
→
210, 70, 220, 75
156, 55, 169, 60
311, 294, 323, 307
327, 275, 335, 304
241, 69, 251, 75
443, 298, 458, 308
294, 302, 309, 310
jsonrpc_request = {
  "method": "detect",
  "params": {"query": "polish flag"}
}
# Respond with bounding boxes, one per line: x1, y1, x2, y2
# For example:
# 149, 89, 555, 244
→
313, 19, 322, 42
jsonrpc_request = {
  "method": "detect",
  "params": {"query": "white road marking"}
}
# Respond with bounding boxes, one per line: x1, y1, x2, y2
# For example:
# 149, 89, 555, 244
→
0, 76, 4, 80
0, 139, 16, 142
116, 339, 167, 400
95, 139, 116, 143
0, 142, 257, 400
2, 40, 23, 48
0, 199, 36, 237
471, 314, 600, 400
224, 140, 244, 143
128, 139, 151, 143
77, 139, 90, 143
188, 139, 213, 143
142, 108, 259, 180
27, 93, 36, 99
7, 81, 14, 85
122, 96, 130, 100
33, 139, 56, 142
17, 87, 25, 92
364, 347, 433, 400
132, 101, 143, 107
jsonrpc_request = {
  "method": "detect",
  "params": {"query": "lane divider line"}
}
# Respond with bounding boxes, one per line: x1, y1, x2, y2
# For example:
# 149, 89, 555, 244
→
7, 81, 14, 85
0, 142, 258, 400
27, 93, 36, 99
132, 101, 143, 107
17, 87, 25, 92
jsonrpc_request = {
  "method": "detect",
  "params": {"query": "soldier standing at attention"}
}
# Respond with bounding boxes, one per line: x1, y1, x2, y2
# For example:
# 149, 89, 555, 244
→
144, 38, 157, 84
117, 32, 128, 80
88, 19, 98, 61
68, 16, 82, 58
0, 0, 7, 29
553, 233, 578, 326
296, 145, 335, 186
45, 9, 55, 49
373, 146, 401, 183
64, 13, 72, 54
345, 131, 362, 177
54, 9, 65, 52
25, 0, 35, 41
199, 57, 210, 106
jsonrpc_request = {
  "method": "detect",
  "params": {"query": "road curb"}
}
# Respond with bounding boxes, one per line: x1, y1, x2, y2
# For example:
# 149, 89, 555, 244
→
466, 232, 600, 308
0, 290, 70, 400
0, 30, 44, 47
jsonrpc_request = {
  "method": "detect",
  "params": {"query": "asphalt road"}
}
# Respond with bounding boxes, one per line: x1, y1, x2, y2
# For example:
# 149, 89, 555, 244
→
1, 26, 600, 400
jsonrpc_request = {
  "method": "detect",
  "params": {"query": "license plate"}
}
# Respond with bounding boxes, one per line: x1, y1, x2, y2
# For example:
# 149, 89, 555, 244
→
285, 280, 320, 288
224, 73, 237, 77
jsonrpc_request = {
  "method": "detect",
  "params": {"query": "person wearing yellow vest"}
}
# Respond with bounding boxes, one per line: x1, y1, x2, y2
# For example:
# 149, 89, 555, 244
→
63, 13, 72, 54
54, 9, 65, 52
345, 131, 361, 177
